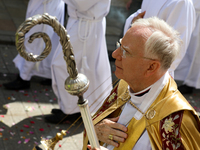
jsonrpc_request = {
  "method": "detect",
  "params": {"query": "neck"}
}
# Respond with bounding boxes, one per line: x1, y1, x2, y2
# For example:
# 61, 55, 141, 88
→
129, 71, 166, 93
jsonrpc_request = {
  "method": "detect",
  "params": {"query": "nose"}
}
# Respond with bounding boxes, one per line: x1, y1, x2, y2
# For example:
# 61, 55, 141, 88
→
112, 47, 122, 61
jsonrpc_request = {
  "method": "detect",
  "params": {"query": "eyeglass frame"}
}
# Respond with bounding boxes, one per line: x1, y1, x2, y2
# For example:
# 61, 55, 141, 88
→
116, 38, 158, 61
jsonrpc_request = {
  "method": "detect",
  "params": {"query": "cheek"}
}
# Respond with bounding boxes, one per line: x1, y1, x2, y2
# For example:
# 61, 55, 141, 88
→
122, 62, 135, 76
123, 60, 144, 76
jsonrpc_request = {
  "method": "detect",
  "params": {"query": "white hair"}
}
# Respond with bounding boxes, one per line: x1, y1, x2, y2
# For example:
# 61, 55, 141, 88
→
131, 17, 182, 70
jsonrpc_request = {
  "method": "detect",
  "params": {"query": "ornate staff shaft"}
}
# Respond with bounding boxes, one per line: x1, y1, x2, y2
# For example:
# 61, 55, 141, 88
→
16, 13, 100, 149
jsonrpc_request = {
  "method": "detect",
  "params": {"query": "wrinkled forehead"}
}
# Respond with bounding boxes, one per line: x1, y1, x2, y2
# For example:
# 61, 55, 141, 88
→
122, 26, 152, 52
128, 25, 153, 41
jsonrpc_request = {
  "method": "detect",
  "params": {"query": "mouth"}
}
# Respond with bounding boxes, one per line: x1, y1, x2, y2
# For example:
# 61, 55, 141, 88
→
115, 63, 122, 70
116, 66, 121, 69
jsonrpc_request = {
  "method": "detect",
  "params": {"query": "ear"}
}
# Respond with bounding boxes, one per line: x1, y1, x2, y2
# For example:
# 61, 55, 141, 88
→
145, 61, 160, 77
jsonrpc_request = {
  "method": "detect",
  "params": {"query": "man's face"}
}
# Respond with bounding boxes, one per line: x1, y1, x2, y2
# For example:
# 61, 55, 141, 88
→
112, 26, 152, 86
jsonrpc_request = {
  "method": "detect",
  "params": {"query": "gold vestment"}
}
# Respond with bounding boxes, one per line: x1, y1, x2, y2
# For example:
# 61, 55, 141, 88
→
82, 77, 200, 150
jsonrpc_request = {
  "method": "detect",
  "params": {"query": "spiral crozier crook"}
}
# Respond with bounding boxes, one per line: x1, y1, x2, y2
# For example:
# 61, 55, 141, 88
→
15, 13, 100, 150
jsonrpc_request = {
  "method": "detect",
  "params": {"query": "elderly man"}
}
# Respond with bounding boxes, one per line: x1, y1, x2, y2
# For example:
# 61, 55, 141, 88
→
123, 0, 195, 78
83, 17, 200, 150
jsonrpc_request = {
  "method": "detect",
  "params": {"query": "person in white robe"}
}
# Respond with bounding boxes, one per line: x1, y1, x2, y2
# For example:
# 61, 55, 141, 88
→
174, 0, 200, 94
3, 0, 65, 90
123, 0, 195, 78
47, 0, 113, 122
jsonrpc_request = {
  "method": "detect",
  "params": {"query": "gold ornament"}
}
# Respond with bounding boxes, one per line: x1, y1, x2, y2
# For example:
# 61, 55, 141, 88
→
146, 109, 156, 120
41, 130, 67, 150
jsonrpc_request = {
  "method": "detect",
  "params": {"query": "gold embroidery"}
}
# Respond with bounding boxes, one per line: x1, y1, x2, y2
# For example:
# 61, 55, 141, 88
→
161, 114, 182, 149
120, 89, 129, 101
162, 117, 175, 133
108, 92, 116, 103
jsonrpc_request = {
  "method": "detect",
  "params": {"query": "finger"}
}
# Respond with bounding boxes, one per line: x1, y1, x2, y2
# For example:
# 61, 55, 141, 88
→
138, 11, 146, 18
110, 122, 128, 132
108, 139, 119, 148
112, 135, 126, 143
87, 145, 99, 150
109, 116, 119, 122
87, 145, 92, 150
110, 127, 128, 139
131, 11, 146, 24
131, 17, 138, 24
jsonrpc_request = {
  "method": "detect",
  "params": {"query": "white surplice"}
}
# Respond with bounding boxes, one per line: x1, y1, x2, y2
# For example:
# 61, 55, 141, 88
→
51, 0, 113, 114
123, 0, 195, 78
13, 0, 65, 80
175, 0, 200, 88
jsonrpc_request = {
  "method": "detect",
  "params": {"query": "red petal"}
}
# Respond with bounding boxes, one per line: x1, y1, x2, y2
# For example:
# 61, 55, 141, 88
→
39, 128, 44, 131
30, 121, 35, 124
23, 124, 30, 128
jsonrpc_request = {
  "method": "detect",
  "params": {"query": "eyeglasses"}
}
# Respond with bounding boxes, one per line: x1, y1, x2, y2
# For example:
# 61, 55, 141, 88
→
116, 39, 131, 58
116, 38, 157, 61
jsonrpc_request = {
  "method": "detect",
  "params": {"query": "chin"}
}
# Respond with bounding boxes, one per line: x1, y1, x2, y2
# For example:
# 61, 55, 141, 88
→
115, 72, 123, 80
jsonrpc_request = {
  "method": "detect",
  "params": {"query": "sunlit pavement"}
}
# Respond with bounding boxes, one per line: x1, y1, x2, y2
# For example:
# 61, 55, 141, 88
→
0, 0, 199, 149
